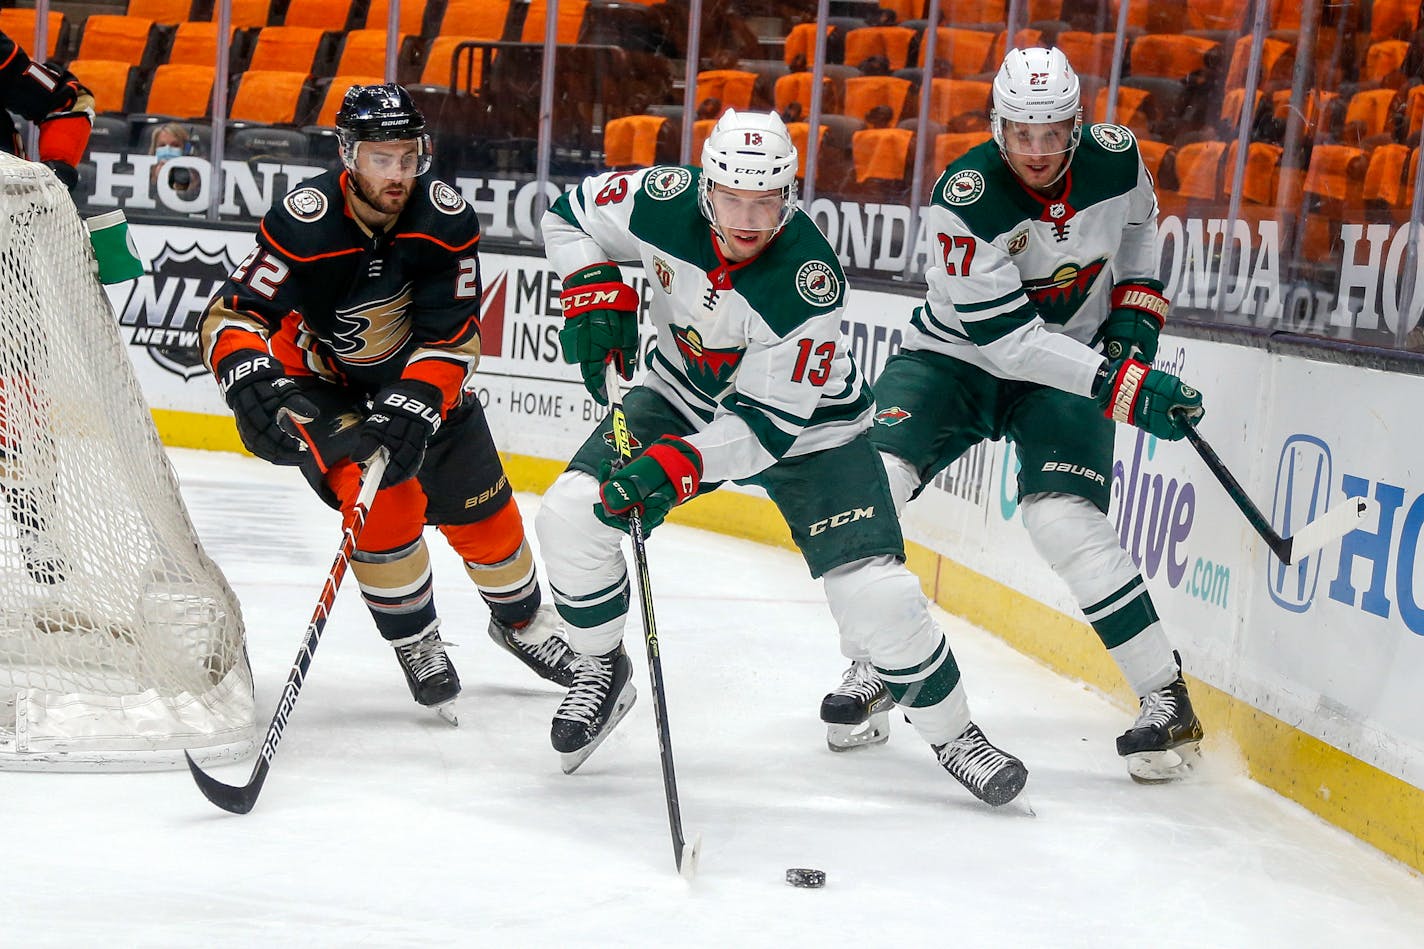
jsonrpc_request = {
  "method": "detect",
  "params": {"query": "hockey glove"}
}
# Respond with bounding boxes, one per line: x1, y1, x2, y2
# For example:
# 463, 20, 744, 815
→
356, 379, 445, 487
216, 350, 319, 465
558, 263, 639, 405
595, 435, 703, 533
1096, 357, 1203, 442
1097, 281, 1169, 362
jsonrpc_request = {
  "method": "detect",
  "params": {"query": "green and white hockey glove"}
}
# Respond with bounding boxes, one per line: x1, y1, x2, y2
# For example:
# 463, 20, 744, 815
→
595, 435, 703, 533
558, 263, 640, 405
1097, 280, 1169, 362
1096, 357, 1203, 442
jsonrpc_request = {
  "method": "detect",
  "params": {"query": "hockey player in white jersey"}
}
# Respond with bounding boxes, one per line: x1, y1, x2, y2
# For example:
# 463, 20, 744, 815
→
822, 47, 1206, 783
533, 108, 1028, 806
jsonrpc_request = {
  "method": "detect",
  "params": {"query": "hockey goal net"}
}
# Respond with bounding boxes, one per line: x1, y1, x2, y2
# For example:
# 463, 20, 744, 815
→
0, 153, 255, 770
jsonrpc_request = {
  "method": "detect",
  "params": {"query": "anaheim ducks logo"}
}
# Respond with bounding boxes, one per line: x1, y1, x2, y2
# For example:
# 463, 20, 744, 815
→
671, 324, 743, 394
1021, 258, 1107, 326
329, 283, 414, 365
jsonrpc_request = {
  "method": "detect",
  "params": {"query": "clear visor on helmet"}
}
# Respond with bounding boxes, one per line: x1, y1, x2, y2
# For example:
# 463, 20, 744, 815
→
995, 115, 1081, 160
701, 180, 796, 233
341, 135, 434, 179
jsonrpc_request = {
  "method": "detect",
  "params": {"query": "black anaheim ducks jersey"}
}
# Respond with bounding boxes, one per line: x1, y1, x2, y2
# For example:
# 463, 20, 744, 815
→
202, 169, 483, 403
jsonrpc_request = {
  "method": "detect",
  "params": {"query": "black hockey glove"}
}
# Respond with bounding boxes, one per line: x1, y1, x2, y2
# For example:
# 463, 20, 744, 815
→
594, 435, 702, 533
558, 263, 639, 405
356, 379, 445, 487
1095, 357, 1203, 442
216, 350, 319, 465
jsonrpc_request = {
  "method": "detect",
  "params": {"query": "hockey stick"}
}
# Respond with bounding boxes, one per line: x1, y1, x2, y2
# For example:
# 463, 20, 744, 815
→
1175, 412, 1374, 566
605, 361, 701, 879
185, 450, 388, 814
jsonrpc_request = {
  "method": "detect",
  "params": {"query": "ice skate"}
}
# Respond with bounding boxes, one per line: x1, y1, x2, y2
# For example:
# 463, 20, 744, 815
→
487, 604, 577, 687
933, 722, 1029, 807
820, 660, 893, 751
1117, 652, 1203, 783
551, 644, 637, 774
392, 624, 461, 725
19, 530, 66, 584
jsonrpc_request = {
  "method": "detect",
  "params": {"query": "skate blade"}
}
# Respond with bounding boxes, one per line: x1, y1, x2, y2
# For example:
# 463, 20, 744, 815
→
559, 681, 638, 775
679, 832, 702, 880
434, 701, 459, 727
825, 712, 890, 752
1126, 741, 1202, 784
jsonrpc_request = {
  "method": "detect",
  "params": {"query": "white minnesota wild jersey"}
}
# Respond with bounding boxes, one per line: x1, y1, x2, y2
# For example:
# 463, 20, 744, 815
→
909, 123, 1162, 398
543, 165, 872, 483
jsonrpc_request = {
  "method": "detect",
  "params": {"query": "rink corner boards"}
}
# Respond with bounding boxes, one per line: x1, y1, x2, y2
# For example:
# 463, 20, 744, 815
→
154, 409, 1423, 878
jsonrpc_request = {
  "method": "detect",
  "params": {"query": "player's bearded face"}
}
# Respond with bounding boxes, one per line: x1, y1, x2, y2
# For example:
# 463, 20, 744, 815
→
708, 184, 786, 261
350, 140, 420, 213
1001, 117, 1077, 191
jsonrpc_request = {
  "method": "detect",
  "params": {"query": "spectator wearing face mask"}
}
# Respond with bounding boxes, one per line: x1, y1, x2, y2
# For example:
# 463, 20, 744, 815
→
150, 122, 197, 195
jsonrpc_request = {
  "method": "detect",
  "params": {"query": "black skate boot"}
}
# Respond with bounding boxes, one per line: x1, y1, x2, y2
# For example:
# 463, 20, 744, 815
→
392, 625, 461, 724
820, 660, 894, 752
19, 530, 66, 584
933, 722, 1029, 807
487, 604, 577, 687
1116, 651, 1203, 783
551, 644, 637, 774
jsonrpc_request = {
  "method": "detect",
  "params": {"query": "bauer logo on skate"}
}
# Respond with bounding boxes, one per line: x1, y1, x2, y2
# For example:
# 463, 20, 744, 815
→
808, 507, 874, 535
116, 241, 241, 379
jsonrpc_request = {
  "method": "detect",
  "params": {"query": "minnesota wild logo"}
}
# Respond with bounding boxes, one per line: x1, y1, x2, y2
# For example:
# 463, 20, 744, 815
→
671, 324, 743, 393
1022, 257, 1107, 325
874, 406, 912, 426
644, 166, 692, 199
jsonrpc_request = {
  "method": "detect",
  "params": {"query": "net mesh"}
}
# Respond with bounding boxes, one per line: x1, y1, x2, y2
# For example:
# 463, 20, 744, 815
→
0, 153, 254, 769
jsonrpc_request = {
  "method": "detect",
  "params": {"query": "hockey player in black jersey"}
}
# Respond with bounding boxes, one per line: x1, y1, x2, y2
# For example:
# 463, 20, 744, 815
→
201, 84, 575, 720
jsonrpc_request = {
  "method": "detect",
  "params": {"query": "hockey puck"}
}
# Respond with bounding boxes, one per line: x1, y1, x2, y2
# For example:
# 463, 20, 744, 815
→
785, 868, 826, 888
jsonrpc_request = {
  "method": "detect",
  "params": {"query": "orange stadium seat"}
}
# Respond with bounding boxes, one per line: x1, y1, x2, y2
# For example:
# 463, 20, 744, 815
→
934, 130, 990, 171
1174, 140, 1226, 200
421, 35, 489, 90
1095, 86, 1153, 136
926, 79, 992, 128
1268, 0, 1302, 31
1027, 0, 1062, 18
1273, 88, 1338, 138
229, 0, 274, 29
918, 28, 996, 77
1225, 36, 1294, 89
366, 0, 431, 36
775, 72, 838, 116
282, 0, 354, 31
145, 63, 216, 118
125, 0, 192, 23
315, 76, 384, 126
1345, 88, 1399, 140
438, 0, 512, 41
695, 69, 757, 115
335, 29, 409, 78
1056, 32, 1115, 80
230, 70, 310, 124
1130, 34, 1219, 79
602, 113, 667, 168
1186, 0, 1245, 30
167, 22, 236, 65
1364, 40, 1411, 82
945, 0, 1006, 23
1303, 144, 1368, 203
783, 22, 832, 67
843, 75, 912, 124
844, 26, 915, 71
878, 0, 923, 23
0, 9, 68, 57
1136, 139, 1174, 184
1363, 143, 1411, 206
851, 127, 914, 183
1219, 88, 1264, 128
786, 121, 828, 179
67, 60, 136, 113
1371, 0, 1420, 42
990, 29, 1043, 68
519, 0, 587, 44
76, 16, 160, 66
248, 26, 328, 74
1110, 0, 1149, 30
690, 118, 716, 167
1223, 141, 1282, 204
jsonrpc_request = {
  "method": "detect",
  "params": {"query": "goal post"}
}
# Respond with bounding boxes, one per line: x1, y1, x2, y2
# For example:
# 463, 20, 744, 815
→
0, 153, 256, 770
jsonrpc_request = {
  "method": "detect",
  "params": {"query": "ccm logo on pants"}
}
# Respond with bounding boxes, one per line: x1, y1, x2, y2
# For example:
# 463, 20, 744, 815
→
809, 507, 874, 535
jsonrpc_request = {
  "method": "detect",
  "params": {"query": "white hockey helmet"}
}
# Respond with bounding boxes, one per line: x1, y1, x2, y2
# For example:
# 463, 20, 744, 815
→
698, 108, 799, 233
990, 47, 1083, 179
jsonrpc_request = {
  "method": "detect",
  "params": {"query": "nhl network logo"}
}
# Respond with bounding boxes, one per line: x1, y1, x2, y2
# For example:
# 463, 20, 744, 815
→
1267, 434, 1333, 613
116, 241, 239, 379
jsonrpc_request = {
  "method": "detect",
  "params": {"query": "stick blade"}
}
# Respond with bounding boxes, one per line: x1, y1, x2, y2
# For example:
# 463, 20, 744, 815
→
1283, 496, 1377, 565
185, 751, 259, 814
678, 832, 702, 880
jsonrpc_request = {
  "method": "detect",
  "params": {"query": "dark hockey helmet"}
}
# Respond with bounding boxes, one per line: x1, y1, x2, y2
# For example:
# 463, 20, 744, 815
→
335, 83, 433, 177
